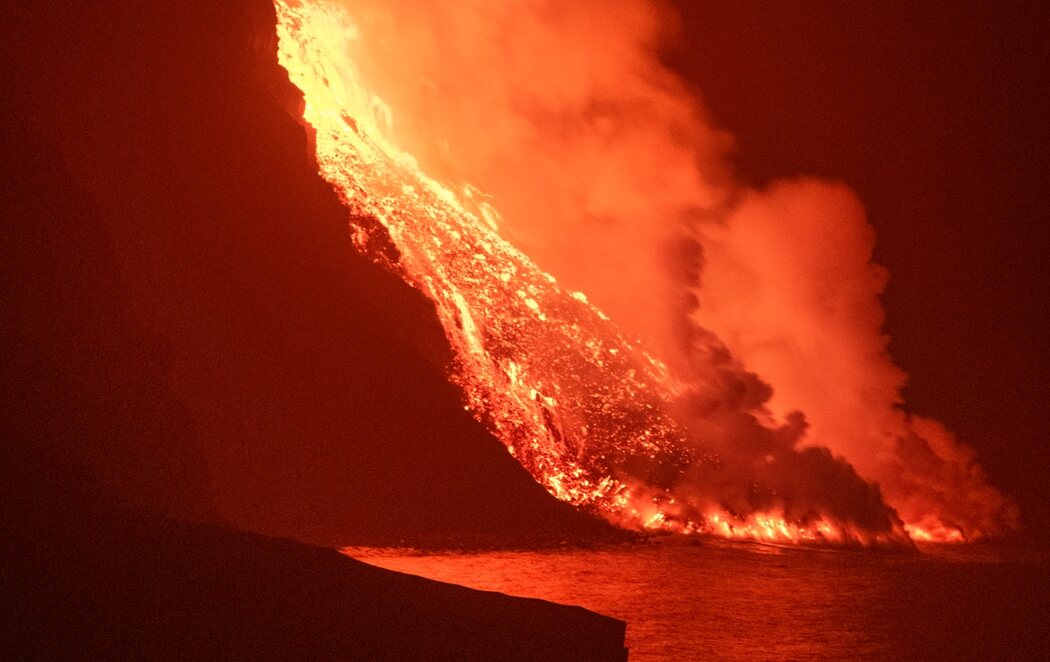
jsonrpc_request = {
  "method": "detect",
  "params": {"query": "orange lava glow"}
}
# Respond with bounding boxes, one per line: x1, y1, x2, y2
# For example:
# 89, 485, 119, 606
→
273, 0, 1012, 547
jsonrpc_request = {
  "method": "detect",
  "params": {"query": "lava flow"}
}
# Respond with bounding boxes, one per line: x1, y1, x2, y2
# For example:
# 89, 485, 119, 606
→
273, 0, 1015, 546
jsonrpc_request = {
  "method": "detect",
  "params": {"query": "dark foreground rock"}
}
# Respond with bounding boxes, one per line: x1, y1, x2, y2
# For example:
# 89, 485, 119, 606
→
2, 505, 627, 660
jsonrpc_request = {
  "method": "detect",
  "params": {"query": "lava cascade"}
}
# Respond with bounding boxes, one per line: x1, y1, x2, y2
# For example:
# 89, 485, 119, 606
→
272, 0, 1014, 545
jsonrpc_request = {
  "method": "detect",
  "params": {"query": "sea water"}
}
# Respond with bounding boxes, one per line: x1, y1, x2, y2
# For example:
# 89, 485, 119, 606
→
346, 539, 1048, 660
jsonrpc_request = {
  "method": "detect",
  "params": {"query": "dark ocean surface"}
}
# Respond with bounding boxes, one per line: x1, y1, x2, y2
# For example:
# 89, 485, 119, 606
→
346, 539, 1048, 660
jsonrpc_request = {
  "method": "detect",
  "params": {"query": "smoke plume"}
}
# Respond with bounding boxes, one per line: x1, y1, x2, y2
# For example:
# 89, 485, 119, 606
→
305, 0, 1016, 540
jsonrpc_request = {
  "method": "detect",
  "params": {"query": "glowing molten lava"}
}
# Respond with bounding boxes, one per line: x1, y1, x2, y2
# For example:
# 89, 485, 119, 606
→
273, 0, 1012, 546
274, 0, 695, 529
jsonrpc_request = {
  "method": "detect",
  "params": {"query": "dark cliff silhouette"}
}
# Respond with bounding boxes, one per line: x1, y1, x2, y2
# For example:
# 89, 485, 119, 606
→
0, 0, 617, 546
1, 1, 626, 658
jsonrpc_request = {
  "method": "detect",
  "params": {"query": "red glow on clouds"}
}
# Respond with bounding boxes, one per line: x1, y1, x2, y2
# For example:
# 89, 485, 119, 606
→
274, 0, 1016, 545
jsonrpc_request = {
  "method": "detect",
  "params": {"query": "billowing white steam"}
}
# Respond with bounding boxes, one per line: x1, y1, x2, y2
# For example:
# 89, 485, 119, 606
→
308, 0, 1017, 540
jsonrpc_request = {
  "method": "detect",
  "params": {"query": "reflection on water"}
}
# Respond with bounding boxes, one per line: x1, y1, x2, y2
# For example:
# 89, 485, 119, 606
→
345, 539, 1047, 661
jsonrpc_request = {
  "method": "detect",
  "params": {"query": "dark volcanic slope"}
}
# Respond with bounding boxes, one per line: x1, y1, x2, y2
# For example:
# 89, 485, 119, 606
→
0, 1, 615, 545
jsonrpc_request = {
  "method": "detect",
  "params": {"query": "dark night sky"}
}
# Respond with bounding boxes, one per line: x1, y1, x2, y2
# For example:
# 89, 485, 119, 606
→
669, 1, 1050, 533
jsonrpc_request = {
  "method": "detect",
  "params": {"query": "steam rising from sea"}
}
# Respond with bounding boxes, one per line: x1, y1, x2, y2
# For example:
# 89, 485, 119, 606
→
276, 0, 1016, 542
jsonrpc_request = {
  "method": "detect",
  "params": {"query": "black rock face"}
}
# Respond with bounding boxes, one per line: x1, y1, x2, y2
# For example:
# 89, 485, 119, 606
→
0, 0, 615, 546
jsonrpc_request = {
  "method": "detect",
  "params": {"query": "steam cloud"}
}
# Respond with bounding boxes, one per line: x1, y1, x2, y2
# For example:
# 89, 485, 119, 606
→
325, 0, 1017, 539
